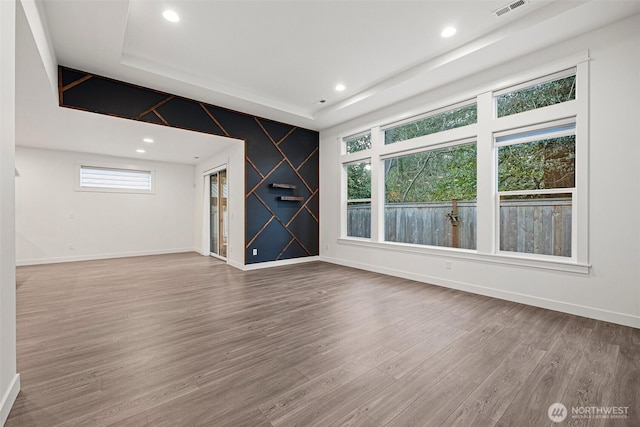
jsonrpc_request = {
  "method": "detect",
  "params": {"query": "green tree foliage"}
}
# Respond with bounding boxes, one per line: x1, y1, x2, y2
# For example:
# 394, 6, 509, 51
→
345, 135, 372, 201
497, 75, 575, 117
385, 104, 477, 144
385, 144, 477, 203
347, 162, 371, 200
346, 74, 577, 204
498, 135, 575, 191
345, 134, 372, 153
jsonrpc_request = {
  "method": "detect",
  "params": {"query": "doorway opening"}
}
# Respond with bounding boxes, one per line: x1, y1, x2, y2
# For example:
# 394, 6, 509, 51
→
209, 168, 227, 260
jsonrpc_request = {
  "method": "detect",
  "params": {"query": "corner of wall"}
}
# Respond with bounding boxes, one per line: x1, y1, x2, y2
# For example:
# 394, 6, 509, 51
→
0, 374, 20, 425
19, 0, 58, 101
1, 0, 19, 422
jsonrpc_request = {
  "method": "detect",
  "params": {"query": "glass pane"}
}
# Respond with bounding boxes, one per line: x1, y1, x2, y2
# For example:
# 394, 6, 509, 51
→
345, 133, 371, 154
384, 103, 477, 145
347, 202, 371, 238
346, 161, 371, 238
210, 174, 218, 255
219, 170, 228, 258
80, 167, 151, 190
498, 135, 575, 191
384, 143, 477, 249
496, 74, 576, 117
500, 194, 572, 257
346, 162, 371, 200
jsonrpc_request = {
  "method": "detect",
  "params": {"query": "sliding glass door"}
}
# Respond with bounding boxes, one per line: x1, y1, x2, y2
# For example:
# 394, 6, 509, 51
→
210, 169, 227, 258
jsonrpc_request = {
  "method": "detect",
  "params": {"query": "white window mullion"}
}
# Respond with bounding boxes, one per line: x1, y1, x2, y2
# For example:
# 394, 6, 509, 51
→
370, 126, 383, 242
574, 60, 590, 264
476, 91, 494, 254
340, 160, 348, 239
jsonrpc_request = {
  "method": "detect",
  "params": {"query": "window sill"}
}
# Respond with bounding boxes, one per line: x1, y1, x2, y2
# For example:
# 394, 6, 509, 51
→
336, 238, 591, 274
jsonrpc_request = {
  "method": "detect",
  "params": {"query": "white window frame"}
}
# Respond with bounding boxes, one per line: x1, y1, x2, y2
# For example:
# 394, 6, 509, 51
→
75, 161, 156, 194
494, 120, 577, 261
337, 52, 589, 273
342, 157, 372, 240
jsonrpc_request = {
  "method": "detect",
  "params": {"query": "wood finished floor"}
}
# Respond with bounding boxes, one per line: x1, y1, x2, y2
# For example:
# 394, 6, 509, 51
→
6, 253, 640, 427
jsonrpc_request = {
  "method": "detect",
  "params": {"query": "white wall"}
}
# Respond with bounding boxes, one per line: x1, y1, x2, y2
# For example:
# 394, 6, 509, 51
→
193, 140, 245, 269
320, 16, 640, 328
0, 0, 20, 423
15, 147, 196, 265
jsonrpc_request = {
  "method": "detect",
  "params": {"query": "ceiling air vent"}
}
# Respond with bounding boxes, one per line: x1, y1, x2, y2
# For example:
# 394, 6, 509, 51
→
495, 6, 510, 16
493, 0, 527, 17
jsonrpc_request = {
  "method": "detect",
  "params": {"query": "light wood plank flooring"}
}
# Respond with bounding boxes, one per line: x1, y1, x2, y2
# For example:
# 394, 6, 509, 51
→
6, 253, 640, 426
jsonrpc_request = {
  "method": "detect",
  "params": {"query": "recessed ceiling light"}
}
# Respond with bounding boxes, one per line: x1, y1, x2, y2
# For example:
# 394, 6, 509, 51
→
441, 26, 457, 38
143, 138, 154, 143
136, 149, 146, 153
335, 84, 346, 92
163, 10, 180, 23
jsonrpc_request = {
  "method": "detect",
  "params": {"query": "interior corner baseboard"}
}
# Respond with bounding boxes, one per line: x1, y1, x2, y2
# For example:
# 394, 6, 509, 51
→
0, 374, 20, 426
241, 256, 321, 271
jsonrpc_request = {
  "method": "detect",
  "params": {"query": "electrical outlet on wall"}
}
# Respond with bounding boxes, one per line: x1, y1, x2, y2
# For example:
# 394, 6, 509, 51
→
445, 260, 452, 269
252, 248, 258, 256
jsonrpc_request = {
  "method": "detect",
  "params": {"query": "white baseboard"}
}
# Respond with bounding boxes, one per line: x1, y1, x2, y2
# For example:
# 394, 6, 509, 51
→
240, 256, 321, 271
16, 248, 196, 266
196, 254, 321, 272
0, 374, 20, 425
320, 255, 640, 329
227, 259, 245, 271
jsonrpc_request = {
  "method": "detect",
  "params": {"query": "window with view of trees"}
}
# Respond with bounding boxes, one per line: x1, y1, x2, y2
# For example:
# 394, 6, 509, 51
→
346, 161, 371, 238
497, 124, 576, 257
340, 63, 585, 266
345, 133, 372, 154
496, 70, 576, 117
384, 143, 477, 249
384, 103, 477, 144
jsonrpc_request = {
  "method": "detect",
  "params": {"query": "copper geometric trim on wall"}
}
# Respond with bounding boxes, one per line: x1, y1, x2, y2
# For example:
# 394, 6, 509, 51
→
58, 66, 319, 264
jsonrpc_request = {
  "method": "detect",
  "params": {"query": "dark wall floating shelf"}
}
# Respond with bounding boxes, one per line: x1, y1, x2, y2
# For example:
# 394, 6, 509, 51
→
279, 196, 304, 202
271, 183, 297, 189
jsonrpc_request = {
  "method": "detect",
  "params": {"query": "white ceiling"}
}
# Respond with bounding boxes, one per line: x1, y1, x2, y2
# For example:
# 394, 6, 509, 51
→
15, 0, 640, 164
120, 0, 542, 119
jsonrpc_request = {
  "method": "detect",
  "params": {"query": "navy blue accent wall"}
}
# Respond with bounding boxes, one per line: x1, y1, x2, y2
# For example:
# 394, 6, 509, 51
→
58, 66, 319, 264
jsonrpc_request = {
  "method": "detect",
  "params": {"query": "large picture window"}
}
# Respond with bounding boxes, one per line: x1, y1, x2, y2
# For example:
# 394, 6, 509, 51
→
338, 59, 586, 270
384, 142, 477, 249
